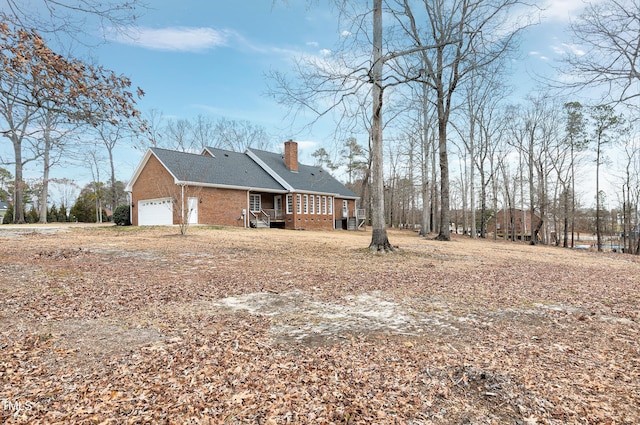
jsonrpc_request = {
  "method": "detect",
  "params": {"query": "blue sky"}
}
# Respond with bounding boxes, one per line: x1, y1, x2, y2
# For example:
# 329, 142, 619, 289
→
88, 0, 590, 162
97, 1, 341, 136
2, 0, 606, 202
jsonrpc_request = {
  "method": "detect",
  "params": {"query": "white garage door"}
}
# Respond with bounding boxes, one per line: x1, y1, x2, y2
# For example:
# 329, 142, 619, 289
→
138, 198, 173, 226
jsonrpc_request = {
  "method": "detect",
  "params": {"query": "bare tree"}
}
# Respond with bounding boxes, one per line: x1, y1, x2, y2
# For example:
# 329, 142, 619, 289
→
84, 148, 105, 223
560, 102, 589, 247
269, 0, 532, 249
192, 115, 216, 151
35, 109, 78, 223
164, 118, 194, 152
1, 0, 147, 45
619, 134, 639, 254
454, 62, 509, 238
402, 0, 533, 241
589, 104, 625, 251
0, 78, 39, 223
143, 108, 165, 147
566, 0, 640, 107
50, 177, 79, 213
0, 18, 143, 223
93, 120, 132, 211
211, 118, 271, 152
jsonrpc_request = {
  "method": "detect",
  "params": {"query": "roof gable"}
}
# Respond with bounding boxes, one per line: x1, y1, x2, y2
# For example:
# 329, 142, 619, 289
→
128, 147, 286, 192
128, 145, 357, 199
246, 148, 358, 198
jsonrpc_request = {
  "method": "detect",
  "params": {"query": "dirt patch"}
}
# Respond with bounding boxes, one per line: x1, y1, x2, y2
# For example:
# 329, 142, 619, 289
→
0, 226, 638, 424
212, 290, 461, 346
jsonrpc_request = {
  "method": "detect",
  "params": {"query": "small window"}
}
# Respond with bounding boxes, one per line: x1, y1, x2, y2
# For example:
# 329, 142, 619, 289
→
310, 195, 315, 214
286, 194, 293, 214
250, 194, 261, 212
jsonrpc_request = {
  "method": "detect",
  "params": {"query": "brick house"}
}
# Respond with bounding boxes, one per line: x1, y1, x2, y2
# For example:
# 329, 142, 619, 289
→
487, 208, 542, 241
125, 140, 361, 230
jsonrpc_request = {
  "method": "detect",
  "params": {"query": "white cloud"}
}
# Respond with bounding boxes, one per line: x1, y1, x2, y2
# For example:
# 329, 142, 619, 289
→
539, 0, 596, 22
291, 140, 317, 153
105, 26, 230, 52
319, 48, 331, 56
529, 51, 550, 61
340, 30, 351, 37
306, 41, 319, 47
551, 42, 586, 56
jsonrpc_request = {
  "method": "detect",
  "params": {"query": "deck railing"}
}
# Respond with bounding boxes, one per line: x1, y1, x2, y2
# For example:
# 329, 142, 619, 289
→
249, 210, 270, 227
263, 209, 284, 220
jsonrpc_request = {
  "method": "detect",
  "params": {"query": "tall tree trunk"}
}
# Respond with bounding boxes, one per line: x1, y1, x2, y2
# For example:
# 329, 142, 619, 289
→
39, 134, 51, 224
436, 95, 451, 241
11, 136, 25, 224
571, 144, 576, 248
431, 142, 439, 234
528, 131, 536, 245
563, 188, 569, 248
368, 0, 392, 251
419, 83, 431, 236
469, 123, 476, 239
596, 146, 602, 252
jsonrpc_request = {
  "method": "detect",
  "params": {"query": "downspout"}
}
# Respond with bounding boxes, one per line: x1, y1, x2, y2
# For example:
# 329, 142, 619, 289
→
332, 197, 335, 229
246, 190, 250, 228
181, 184, 185, 225
128, 191, 132, 225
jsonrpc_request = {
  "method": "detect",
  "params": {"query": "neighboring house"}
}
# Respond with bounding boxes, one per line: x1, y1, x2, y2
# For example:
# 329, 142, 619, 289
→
125, 140, 362, 230
487, 208, 542, 241
0, 201, 8, 224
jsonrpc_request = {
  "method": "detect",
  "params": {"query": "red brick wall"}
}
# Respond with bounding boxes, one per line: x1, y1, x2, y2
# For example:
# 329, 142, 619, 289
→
197, 187, 247, 227
283, 194, 355, 230
131, 155, 357, 230
130, 155, 176, 226
131, 155, 248, 227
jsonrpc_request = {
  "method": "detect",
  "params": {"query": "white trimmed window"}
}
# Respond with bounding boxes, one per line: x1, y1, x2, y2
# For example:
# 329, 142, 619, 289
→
303, 194, 308, 214
286, 194, 293, 214
328, 197, 333, 214
249, 194, 261, 212
322, 196, 327, 215
316, 195, 321, 214
296, 194, 302, 214
310, 195, 315, 214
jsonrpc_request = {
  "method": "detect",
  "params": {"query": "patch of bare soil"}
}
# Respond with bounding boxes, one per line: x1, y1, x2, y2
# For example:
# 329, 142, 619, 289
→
0, 225, 638, 424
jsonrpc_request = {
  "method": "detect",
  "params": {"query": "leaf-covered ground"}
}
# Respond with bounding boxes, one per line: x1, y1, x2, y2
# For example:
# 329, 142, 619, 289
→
0, 225, 638, 424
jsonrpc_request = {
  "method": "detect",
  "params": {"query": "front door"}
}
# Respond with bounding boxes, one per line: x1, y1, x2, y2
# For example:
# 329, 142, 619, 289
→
342, 200, 348, 218
274, 195, 283, 219
187, 197, 198, 224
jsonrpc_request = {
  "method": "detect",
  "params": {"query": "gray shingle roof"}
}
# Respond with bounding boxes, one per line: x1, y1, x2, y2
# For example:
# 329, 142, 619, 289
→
247, 148, 358, 198
151, 147, 285, 192
145, 146, 357, 199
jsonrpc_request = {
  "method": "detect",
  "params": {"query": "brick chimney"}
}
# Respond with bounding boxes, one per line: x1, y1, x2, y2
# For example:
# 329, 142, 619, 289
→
283, 140, 298, 172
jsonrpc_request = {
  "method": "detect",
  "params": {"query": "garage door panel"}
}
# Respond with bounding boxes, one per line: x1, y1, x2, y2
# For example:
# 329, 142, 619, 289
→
138, 198, 173, 226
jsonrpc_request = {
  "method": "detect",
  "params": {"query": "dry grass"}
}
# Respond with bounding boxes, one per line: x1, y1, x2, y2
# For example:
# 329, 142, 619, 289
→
0, 225, 638, 424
